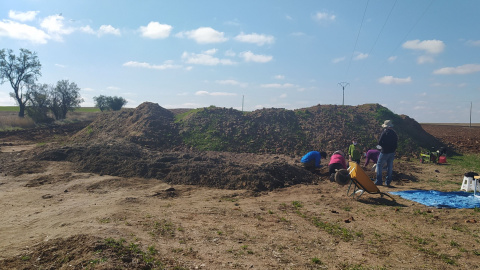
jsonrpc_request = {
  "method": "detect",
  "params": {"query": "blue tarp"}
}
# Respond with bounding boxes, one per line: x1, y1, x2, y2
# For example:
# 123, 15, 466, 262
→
390, 190, 480, 209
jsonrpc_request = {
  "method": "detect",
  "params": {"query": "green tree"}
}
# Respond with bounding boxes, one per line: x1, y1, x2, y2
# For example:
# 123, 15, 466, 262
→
25, 83, 54, 123
49, 80, 83, 120
93, 95, 109, 111
108, 96, 127, 111
0, 48, 42, 117
94, 95, 127, 111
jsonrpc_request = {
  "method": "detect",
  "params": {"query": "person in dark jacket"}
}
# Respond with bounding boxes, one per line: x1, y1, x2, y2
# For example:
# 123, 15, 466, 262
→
375, 120, 398, 187
301, 151, 327, 171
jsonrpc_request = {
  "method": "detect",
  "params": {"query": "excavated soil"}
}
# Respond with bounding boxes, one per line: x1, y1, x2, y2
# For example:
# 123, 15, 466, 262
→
1, 106, 480, 269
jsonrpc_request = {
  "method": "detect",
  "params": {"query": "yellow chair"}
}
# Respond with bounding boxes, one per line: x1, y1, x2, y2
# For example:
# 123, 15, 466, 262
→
347, 162, 395, 201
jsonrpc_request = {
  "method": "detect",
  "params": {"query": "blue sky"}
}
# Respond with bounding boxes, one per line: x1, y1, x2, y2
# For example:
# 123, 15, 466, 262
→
0, 0, 479, 123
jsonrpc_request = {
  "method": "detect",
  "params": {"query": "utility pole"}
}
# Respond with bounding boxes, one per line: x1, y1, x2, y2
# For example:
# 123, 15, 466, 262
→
338, 82, 349, 105
470, 101, 472, 128
242, 95, 244, 112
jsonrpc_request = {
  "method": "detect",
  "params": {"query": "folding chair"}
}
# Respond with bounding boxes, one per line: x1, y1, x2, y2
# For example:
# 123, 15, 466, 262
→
346, 162, 395, 201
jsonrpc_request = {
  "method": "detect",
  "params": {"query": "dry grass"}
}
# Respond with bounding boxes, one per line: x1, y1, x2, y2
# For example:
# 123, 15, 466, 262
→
0, 114, 36, 130
0, 111, 99, 130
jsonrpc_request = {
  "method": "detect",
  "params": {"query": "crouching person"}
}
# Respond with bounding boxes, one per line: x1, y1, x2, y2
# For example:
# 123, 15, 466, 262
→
301, 151, 327, 172
328, 150, 347, 182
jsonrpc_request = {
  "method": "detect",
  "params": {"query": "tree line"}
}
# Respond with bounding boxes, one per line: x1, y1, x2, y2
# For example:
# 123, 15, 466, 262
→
0, 48, 127, 123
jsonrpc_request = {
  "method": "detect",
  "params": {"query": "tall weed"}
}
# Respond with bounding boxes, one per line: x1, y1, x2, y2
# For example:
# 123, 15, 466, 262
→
0, 115, 36, 130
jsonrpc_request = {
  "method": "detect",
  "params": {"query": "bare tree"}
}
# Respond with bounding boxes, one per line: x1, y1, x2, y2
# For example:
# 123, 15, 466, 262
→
0, 48, 42, 117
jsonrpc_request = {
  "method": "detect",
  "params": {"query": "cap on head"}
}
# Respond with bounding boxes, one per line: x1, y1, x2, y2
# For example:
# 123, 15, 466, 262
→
382, 120, 393, 128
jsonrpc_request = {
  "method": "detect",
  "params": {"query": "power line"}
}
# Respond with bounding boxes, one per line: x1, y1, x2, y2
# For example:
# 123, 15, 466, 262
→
381, 0, 434, 69
358, 0, 397, 73
345, 0, 370, 80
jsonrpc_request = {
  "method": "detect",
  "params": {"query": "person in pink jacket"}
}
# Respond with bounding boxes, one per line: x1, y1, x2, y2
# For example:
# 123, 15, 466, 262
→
328, 150, 347, 182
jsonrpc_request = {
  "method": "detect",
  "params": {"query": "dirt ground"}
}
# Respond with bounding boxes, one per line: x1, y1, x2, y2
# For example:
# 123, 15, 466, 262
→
1, 123, 480, 269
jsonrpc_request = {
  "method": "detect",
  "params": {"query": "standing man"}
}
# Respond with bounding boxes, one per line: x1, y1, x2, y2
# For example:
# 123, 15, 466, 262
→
375, 120, 398, 187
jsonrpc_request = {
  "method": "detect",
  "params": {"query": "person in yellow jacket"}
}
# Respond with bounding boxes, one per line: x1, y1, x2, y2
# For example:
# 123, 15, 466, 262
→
348, 138, 362, 164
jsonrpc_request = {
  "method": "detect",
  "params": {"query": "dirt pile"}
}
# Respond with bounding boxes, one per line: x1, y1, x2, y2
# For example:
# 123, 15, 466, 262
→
179, 107, 307, 154
71, 102, 181, 150
35, 142, 318, 191
22, 102, 444, 191
177, 103, 443, 156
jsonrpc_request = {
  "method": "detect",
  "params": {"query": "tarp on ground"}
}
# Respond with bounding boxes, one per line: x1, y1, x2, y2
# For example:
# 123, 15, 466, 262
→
390, 190, 480, 209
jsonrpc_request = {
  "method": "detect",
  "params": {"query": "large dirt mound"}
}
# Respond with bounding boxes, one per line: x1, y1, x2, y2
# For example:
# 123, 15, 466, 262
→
20, 102, 443, 191
71, 102, 181, 149
177, 103, 443, 156
35, 142, 319, 191
179, 107, 307, 154
71, 102, 443, 156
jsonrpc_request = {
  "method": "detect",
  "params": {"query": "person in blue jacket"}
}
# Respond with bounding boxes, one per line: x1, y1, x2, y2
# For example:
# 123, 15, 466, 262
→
301, 151, 327, 171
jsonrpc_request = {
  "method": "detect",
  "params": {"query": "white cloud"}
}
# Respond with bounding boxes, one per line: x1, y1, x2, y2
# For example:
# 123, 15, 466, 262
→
8, 10, 39, 22
234, 32, 274, 46
388, 56, 397, 62
260, 83, 296, 88
279, 93, 287, 98
80, 25, 96, 34
466, 40, 480, 47
274, 75, 285, 80
378, 76, 412, 84
177, 27, 227, 44
164, 102, 200, 108
332, 57, 345, 63
195, 91, 237, 96
433, 64, 480, 75
413, 106, 426, 110
0, 20, 49, 44
203, 48, 217, 55
402, 39, 445, 54
354, 53, 368, 60
215, 80, 248, 87
239, 51, 273, 63
107, 86, 120, 90
224, 50, 236, 57
98, 25, 121, 36
139, 22, 172, 39
82, 87, 95, 92
417, 55, 434, 64
313, 11, 336, 22
291, 32, 306, 37
181, 51, 235, 66
40, 15, 74, 41
123, 61, 182, 70
55, 63, 66, 68
80, 25, 121, 37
